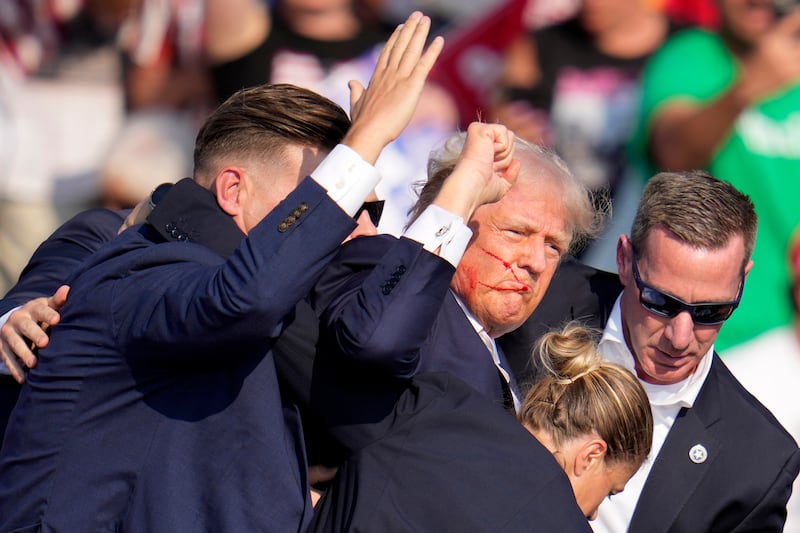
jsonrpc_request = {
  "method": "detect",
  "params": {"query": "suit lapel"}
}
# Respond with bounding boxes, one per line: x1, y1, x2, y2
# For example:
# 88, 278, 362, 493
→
438, 293, 509, 407
629, 359, 724, 532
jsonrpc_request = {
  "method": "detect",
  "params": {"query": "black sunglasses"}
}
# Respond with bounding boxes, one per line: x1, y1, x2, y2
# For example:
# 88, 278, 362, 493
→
630, 249, 743, 325
354, 200, 385, 227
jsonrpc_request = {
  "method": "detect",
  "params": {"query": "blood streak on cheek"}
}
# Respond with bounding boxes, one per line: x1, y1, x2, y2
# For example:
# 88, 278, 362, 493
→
460, 263, 479, 290
479, 247, 529, 292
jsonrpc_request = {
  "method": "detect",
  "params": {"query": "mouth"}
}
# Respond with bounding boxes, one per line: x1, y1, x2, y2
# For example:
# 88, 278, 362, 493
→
479, 280, 531, 293
653, 349, 693, 367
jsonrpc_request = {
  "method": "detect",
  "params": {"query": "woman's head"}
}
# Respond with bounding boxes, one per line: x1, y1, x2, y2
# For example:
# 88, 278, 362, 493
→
519, 323, 653, 520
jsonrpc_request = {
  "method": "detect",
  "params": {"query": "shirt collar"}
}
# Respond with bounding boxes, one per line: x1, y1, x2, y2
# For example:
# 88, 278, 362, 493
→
451, 291, 487, 339
600, 295, 713, 409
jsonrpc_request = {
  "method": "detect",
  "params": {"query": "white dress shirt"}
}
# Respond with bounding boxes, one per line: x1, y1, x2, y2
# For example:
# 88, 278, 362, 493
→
592, 296, 713, 533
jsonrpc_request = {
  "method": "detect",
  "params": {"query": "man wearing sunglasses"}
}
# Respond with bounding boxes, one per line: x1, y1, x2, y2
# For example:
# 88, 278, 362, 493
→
590, 170, 800, 532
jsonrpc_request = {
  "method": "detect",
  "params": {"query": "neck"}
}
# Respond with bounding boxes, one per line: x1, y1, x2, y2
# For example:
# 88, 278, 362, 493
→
283, 6, 360, 41
593, 9, 667, 58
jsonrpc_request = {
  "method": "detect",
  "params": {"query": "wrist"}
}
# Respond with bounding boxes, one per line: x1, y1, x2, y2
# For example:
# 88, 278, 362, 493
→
341, 125, 389, 165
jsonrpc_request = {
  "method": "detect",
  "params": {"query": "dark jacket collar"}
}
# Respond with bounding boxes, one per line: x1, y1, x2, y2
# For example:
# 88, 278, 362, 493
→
146, 178, 245, 259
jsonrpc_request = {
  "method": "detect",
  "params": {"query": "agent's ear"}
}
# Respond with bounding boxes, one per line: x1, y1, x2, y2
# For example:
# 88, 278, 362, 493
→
215, 167, 245, 217
743, 259, 754, 278
616, 235, 633, 287
572, 438, 608, 478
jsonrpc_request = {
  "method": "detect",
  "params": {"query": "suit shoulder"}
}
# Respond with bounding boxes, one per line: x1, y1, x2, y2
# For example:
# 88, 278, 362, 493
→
712, 356, 798, 450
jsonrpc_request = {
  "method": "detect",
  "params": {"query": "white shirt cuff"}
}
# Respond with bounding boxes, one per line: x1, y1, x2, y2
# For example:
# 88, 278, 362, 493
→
311, 144, 381, 216
402, 204, 472, 267
0, 307, 18, 375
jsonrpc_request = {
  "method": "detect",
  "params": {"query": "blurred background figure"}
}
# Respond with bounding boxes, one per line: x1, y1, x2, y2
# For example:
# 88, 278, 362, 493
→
724, 228, 800, 533
100, 0, 213, 209
628, 0, 800, 351
0, 0, 214, 294
205, 0, 459, 235
488, 0, 682, 271
0, 0, 130, 294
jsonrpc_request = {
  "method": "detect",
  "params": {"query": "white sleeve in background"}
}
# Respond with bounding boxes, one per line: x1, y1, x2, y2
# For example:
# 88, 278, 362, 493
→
0, 307, 19, 375
403, 204, 472, 267
310, 144, 381, 216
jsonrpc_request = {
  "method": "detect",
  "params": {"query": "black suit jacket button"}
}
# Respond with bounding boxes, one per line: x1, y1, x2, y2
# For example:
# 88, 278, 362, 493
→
299, 203, 309, 212
278, 222, 289, 232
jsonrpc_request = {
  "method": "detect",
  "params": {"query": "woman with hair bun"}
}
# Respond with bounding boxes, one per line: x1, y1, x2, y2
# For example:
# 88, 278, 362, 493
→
310, 323, 652, 531
520, 322, 653, 520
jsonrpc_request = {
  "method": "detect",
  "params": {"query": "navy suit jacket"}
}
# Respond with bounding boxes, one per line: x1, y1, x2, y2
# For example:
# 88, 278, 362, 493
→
0, 178, 356, 532
0, 208, 128, 445
629, 355, 800, 533
311, 234, 519, 426
504, 262, 800, 532
309, 372, 592, 532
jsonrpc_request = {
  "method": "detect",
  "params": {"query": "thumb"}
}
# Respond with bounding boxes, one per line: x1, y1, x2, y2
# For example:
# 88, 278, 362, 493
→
348, 80, 366, 118
52, 285, 70, 309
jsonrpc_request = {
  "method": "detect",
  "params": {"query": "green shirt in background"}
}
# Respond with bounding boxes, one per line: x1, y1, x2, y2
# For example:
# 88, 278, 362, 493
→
629, 28, 800, 352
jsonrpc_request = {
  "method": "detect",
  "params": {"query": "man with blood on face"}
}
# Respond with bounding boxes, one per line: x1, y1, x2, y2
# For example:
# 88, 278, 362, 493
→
310, 131, 603, 422
450, 149, 575, 340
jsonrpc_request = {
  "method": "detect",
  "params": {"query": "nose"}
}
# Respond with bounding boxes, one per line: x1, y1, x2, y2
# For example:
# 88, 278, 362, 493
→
343, 209, 378, 243
663, 311, 694, 351
516, 240, 547, 277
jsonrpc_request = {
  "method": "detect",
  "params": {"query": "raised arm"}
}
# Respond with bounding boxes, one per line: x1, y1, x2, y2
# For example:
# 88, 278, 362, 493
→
343, 11, 444, 165
316, 122, 519, 375
650, 10, 800, 170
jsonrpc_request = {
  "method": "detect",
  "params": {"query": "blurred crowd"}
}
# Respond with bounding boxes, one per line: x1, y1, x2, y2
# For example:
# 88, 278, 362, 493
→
4, 0, 798, 347
1, 0, 800, 530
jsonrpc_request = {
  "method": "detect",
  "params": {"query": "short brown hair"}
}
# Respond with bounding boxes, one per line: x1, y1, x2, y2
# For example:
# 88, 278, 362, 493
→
193, 83, 351, 186
519, 322, 653, 468
631, 170, 757, 271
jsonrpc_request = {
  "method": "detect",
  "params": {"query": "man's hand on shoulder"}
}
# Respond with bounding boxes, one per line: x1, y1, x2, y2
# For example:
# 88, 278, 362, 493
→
0, 285, 69, 383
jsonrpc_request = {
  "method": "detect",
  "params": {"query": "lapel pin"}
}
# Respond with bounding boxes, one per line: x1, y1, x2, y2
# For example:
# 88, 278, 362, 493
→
689, 444, 708, 464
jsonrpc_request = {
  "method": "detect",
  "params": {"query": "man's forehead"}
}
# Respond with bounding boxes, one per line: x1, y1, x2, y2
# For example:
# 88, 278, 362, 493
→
498, 203, 571, 243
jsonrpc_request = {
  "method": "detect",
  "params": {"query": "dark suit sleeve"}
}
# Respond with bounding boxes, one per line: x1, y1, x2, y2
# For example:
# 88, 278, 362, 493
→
734, 448, 800, 532
312, 235, 456, 378
111, 179, 356, 359
0, 208, 126, 316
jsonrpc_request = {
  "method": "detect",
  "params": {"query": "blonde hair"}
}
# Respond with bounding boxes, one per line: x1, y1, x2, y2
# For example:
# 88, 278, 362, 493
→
519, 323, 653, 467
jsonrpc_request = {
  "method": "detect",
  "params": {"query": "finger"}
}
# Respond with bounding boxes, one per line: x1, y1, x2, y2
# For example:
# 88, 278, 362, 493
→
395, 14, 431, 73
30, 303, 60, 328
412, 35, 444, 81
375, 18, 406, 72
502, 159, 521, 185
384, 12, 424, 70
0, 336, 31, 383
15, 317, 50, 349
